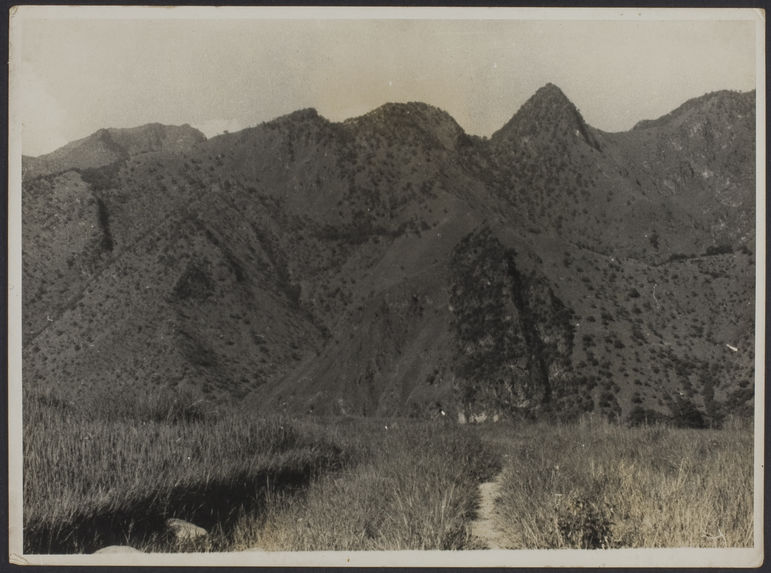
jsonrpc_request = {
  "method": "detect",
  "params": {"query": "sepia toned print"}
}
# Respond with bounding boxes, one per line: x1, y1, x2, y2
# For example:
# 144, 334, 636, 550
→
8, 6, 765, 567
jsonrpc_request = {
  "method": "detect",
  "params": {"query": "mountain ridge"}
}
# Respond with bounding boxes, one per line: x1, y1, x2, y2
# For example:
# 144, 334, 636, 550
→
21, 84, 756, 425
22, 123, 206, 182
22, 86, 756, 166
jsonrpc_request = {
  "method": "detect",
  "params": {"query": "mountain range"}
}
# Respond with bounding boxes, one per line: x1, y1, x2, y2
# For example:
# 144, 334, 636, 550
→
21, 83, 756, 425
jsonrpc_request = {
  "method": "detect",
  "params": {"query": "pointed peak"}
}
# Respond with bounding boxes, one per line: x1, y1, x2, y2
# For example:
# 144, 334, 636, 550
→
491, 83, 600, 151
533, 82, 572, 101
513, 83, 580, 122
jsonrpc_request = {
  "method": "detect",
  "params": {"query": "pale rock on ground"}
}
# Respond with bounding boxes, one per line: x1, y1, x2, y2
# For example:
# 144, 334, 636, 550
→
166, 518, 208, 541
93, 545, 143, 554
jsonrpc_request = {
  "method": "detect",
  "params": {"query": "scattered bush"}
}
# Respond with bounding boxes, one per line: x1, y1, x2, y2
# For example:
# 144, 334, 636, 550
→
556, 494, 614, 549
704, 244, 733, 256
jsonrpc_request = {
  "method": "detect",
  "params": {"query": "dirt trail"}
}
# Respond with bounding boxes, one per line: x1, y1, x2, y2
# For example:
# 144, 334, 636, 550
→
470, 471, 507, 549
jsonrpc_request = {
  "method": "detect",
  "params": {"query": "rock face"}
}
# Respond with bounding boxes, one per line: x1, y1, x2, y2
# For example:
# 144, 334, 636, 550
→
22, 85, 756, 425
166, 518, 208, 541
449, 228, 576, 418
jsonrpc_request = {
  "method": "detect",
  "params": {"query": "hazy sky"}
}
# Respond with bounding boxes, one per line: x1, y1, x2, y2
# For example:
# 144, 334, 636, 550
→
13, 8, 760, 156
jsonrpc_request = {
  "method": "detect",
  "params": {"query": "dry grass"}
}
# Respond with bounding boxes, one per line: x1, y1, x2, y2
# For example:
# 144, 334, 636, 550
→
23, 388, 351, 553
489, 415, 754, 549
23, 390, 497, 553
228, 422, 499, 551
24, 387, 752, 554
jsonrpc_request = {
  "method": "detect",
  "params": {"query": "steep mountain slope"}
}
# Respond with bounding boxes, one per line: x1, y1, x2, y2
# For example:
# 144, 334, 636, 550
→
21, 85, 757, 425
613, 90, 756, 253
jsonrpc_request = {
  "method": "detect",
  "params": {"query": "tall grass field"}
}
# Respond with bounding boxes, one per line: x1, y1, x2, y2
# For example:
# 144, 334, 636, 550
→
22, 388, 753, 553
485, 416, 753, 549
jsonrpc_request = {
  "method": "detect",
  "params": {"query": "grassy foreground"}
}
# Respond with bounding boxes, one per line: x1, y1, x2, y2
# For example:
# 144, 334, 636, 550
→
23, 389, 351, 553
23, 389, 753, 553
487, 416, 754, 549
22, 389, 498, 553
229, 422, 499, 551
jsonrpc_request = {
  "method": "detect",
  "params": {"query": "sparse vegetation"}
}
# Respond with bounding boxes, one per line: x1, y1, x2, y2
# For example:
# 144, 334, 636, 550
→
489, 416, 753, 548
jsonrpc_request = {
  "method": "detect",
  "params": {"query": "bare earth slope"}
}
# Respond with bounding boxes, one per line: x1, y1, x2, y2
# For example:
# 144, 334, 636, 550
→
21, 85, 756, 424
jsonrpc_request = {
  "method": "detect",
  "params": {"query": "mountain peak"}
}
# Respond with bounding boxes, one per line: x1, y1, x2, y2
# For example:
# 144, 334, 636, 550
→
346, 101, 468, 150
491, 83, 600, 151
260, 108, 331, 137
274, 107, 322, 123
531, 82, 573, 105
104, 123, 206, 155
23, 123, 206, 180
632, 89, 755, 131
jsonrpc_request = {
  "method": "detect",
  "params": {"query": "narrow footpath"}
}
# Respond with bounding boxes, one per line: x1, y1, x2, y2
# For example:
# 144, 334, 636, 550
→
469, 471, 507, 549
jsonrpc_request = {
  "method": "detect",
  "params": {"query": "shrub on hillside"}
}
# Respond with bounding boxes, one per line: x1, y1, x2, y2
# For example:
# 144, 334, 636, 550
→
668, 396, 707, 429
